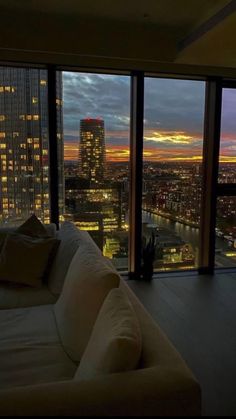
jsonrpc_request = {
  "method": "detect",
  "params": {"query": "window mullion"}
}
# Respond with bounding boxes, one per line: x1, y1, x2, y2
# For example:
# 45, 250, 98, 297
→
47, 65, 59, 228
129, 71, 144, 278
199, 78, 222, 274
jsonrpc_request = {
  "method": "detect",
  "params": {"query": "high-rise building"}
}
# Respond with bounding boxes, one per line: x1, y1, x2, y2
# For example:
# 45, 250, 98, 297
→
0, 67, 63, 225
79, 118, 105, 184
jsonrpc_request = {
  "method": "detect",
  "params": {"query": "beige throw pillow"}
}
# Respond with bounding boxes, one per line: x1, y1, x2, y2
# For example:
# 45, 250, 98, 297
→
0, 233, 60, 288
75, 288, 142, 381
16, 214, 50, 238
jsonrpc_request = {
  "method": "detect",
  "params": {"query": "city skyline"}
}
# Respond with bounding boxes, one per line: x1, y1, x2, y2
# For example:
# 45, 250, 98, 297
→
63, 72, 236, 163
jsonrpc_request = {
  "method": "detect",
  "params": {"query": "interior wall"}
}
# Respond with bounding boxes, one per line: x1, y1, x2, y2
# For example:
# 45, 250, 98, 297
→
0, 10, 176, 63
1, 9, 236, 78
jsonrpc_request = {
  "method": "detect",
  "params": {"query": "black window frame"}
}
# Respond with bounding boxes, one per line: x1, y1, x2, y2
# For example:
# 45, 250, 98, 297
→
1, 62, 236, 276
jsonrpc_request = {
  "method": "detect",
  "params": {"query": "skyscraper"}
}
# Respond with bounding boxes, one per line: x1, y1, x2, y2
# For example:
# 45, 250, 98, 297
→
0, 67, 63, 225
79, 118, 105, 184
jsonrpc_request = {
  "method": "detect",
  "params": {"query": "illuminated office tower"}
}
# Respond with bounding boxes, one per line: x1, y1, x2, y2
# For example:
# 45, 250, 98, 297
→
0, 67, 63, 225
79, 118, 105, 184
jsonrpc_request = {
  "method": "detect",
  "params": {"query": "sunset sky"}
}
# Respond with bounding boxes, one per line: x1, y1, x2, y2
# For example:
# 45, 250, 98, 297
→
62, 72, 236, 163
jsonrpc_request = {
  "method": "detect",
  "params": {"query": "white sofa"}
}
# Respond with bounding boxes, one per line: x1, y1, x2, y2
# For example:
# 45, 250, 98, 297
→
0, 222, 201, 416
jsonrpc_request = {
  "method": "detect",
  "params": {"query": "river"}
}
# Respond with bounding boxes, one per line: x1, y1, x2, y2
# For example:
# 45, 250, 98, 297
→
142, 210, 231, 254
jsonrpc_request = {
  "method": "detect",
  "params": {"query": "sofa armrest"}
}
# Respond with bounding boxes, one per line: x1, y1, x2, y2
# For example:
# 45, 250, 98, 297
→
0, 366, 201, 416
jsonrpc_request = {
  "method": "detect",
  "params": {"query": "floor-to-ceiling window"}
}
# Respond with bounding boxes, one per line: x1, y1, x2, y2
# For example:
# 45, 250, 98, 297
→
1, 63, 235, 276
215, 86, 236, 268
59, 71, 130, 271
142, 77, 205, 272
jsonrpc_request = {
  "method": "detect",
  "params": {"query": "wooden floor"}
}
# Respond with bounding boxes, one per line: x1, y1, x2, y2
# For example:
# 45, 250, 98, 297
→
127, 271, 236, 417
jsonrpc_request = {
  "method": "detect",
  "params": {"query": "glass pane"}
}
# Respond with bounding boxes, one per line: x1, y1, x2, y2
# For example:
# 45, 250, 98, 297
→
60, 72, 130, 272
0, 67, 50, 225
143, 77, 205, 272
56, 72, 64, 217
219, 88, 236, 183
215, 196, 236, 268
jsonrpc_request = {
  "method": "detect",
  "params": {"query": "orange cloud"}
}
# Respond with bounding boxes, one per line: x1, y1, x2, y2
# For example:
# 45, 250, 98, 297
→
105, 145, 130, 162
144, 131, 194, 145
64, 129, 236, 163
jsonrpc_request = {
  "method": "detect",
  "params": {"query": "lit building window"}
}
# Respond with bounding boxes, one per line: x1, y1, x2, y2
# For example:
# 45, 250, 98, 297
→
0, 132, 6, 138
0, 115, 5, 121
32, 97, 38, 104
0, 86, 15, 93
40, 80, 47, 86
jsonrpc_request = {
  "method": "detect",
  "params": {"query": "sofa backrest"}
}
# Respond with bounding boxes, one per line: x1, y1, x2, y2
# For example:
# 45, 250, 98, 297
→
54, 228, 120, 363
48, 222, 82, 295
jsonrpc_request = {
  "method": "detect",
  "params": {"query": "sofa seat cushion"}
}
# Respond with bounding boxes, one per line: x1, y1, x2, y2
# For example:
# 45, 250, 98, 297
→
0, 305, 76, 390
0, 283, 57, 310
54, 230, 120, 363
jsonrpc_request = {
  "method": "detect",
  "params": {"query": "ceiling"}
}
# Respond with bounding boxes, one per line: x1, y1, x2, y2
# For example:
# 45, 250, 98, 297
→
0, 0, 236, 73
0, 0, 230, 25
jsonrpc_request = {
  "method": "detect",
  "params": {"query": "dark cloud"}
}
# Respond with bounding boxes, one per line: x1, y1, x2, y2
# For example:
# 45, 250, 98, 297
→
63, 72, 235, 158
63, 72, 205, 137
221, 88, 236, 133
63, 72, 130, 134
144, 78, 205, 134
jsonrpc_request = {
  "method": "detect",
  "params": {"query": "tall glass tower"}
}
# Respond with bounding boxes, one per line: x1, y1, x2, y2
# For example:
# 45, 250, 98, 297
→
0, 67, 63, 226
79, 118, 105, 185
